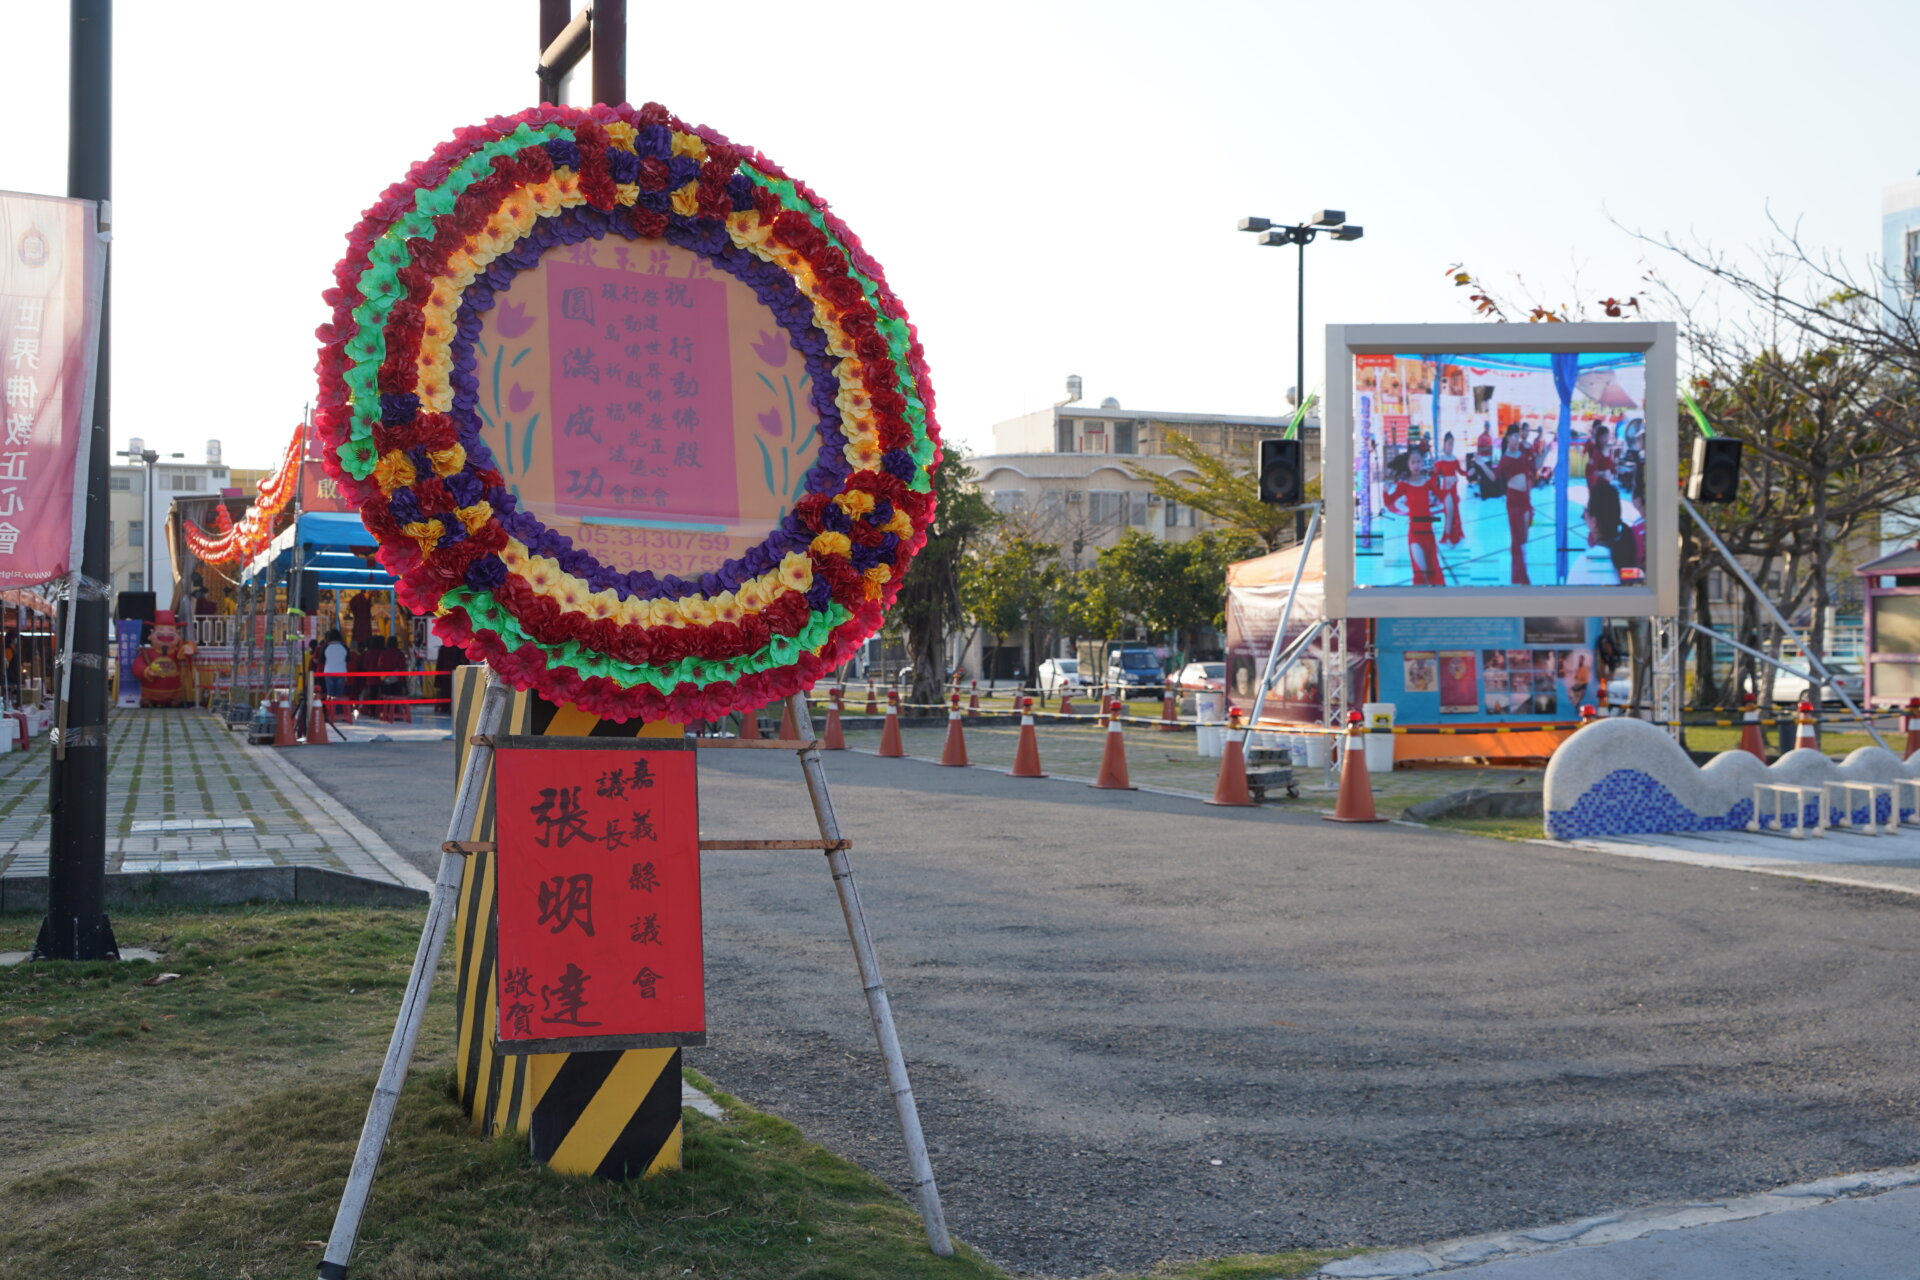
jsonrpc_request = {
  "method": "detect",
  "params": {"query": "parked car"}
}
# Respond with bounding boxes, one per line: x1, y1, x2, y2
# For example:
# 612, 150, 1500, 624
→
1604, 664, 1865, 708
1766, 664, 1864, 706
1036, 658, 1091, 696
1169, 662, 1226, 693
1102, 646, 1165, 700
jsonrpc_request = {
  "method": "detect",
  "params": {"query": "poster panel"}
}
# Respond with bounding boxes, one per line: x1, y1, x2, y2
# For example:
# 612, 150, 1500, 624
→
0, 191, 104, 585
491, 738, 704, 1054
1373, 615, 1603, 724
1324, 323, 1677, 620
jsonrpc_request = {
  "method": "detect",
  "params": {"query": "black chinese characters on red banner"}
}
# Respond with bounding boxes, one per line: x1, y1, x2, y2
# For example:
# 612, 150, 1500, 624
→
491, 738, 704, 1054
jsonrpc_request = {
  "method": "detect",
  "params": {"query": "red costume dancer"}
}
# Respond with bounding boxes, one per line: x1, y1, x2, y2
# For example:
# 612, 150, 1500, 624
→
1585, 424, 1616, 488
1434, 433, 1465, 546
1495, 426, 1537, 585
1384, 455, 1447, 586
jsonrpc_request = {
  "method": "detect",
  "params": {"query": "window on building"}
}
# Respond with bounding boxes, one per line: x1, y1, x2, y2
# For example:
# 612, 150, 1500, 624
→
1907, 228, 1920, 295
128, 520, 144, 547
1088, 490, 1126, 524
109, 474, 132, 491
1707, 570, 1726, 603
1056, 417, 1076, 453
990, 489, 1027, 514
1040, 490, 1066, 519
1128, 495, 1148, 526
1114, 421, 1137, 454
1165, 499, 1184, 528
127, 571, 144, 592
162, 471, 205, 491
1079, 421, 1108, 454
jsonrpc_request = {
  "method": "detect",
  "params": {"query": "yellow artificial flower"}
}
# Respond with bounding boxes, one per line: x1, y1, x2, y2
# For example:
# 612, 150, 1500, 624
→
670, 183, 700, 218
501, 538, 529, 572
836, 384, 875, 417
604, 121, 638, 149
428, 443, 467, 477
670, 131, 708, 160
454, 501, 493, 535
555, 170, 585, 207
778, 553, 815, 592
810, 531, 852, 558
712, 591, 742, 625
678, 596, 716, 626
833, 490, 875, 518
736, 578, 771, 612
614, 183, 639, 207
842, 438, 883, 470
727, 212, 773, 249
862, 564, 892, 599
884, 509, 914, 537
403, 519, 445, 559
587, 588, 621, 621
373, 450, 417, 496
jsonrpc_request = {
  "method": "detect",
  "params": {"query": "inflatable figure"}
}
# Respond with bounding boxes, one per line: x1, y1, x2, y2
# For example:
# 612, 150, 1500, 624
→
132, 610, 194, 707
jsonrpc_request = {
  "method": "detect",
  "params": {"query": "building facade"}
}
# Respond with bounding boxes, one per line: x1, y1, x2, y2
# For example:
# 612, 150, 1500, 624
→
109, 439, 229, 609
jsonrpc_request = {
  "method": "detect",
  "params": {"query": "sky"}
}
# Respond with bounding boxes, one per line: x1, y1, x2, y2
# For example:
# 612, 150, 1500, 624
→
3, 0, 1915, 470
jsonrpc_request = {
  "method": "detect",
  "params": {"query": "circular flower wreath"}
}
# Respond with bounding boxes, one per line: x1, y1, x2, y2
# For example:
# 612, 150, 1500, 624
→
313, 102, 939, 723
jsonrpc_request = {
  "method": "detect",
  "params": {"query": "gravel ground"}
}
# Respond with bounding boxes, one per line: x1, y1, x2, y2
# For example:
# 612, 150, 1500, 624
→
292, 737, 1920, 1278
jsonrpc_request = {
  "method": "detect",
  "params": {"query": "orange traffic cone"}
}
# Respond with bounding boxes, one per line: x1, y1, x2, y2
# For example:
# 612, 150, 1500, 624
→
1324, 710, 1386, 823
1090, 700, 1136, 790
273, 688, 298, 747
823, 688, 848, 750
1795, 699, 1818, 753
1738, 694, 1767, 761
1207, 724, 1255, 806
939, 694, 969, 766
968, 681, 981, 718
1012, 697, 1046, 777
778, 699, 798, 742
1059, 690, 1074, 717
1904, 698, 1920, 761
878, 690, 906, 757
865, 679, 878, 717
1159, 689, 1179, 732
739, 704, 762, 739
308, 680, 331, 745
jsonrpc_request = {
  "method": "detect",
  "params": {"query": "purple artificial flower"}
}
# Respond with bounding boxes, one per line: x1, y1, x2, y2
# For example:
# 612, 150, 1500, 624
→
467, 556, 509, 590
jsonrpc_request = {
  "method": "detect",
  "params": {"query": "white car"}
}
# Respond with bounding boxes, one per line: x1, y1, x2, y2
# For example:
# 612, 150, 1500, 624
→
1765, 665, 1864, 706
1605, 666, 1864, 707
1036, 658, 1090, 696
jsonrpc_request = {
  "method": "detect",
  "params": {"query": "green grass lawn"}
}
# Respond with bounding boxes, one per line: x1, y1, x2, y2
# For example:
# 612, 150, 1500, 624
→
1, 906, 1357, 1280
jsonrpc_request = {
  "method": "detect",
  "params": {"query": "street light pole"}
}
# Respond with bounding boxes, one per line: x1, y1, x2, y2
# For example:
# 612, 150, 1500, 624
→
40, 0, 115, 963
1237, 212, 1364, 413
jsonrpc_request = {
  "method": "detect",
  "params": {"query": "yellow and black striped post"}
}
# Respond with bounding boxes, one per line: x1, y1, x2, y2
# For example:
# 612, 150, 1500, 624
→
449, 666, 686, 1179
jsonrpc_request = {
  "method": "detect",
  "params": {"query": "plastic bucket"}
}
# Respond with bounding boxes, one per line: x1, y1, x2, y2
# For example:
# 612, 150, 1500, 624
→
1361, 702, 1396, 773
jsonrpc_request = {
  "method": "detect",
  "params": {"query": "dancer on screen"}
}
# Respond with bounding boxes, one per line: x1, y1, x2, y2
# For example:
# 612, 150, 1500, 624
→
1435, 431, 1465, 546
1495, 423, 1540, 585
1585, 422, 1616, 487
1383, 447, 1447, 586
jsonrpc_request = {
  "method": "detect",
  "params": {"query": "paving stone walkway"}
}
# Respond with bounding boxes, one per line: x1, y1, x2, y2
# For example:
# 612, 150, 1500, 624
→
0, 708, 427, 889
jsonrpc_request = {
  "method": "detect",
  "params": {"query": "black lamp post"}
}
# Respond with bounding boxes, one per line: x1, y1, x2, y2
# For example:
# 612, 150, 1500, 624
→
1237, 212, 1364, 416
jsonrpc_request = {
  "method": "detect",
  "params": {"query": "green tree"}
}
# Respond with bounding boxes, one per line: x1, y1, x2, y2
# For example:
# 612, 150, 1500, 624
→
894, 450, 996, 709
1073, 529, 1261, 649
1124, 430, 1314, 553
961, 532, 1069, 679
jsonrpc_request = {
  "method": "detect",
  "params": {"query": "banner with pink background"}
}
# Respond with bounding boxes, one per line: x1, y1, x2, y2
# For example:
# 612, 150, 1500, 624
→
0, 191, 104, 586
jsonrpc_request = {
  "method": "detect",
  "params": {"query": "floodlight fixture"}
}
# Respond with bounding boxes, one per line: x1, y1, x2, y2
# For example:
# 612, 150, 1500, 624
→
1309, 210, 1345, 227
1238, 216, 1273, 233
1330, 224, 1364, 241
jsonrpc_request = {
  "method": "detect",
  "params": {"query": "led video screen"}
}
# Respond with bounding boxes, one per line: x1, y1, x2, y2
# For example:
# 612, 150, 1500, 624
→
1351, 350, 1647, 590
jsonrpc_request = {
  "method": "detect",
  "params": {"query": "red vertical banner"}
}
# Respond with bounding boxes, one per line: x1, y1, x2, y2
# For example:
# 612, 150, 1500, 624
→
0, 191, 104, 586
491, 738, 705, 1054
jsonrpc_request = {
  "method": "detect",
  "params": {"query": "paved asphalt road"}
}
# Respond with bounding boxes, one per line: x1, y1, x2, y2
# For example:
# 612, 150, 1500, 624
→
289, 741, 1920, 1279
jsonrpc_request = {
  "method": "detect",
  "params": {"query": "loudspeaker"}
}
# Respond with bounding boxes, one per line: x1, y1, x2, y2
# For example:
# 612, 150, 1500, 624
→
1259, 437, 1303, 505
116, 591, 156, 625
1688, 437, 1742, 503
295, 573, 319, 616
